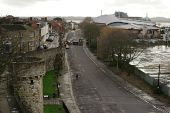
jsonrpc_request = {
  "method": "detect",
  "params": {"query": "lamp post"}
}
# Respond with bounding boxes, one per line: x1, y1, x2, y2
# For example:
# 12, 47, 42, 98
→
115, 54, 119, 70
157, 64, 160, 88
19, 32, 23, 53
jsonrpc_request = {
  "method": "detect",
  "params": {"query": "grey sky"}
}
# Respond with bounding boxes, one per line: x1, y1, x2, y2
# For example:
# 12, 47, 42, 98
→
1, 0, 51, 7
0, 0, 170, 18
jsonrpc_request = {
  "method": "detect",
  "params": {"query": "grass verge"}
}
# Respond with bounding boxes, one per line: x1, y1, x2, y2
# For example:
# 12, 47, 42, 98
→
44, 104, 65, 113
43, 70, 58, 98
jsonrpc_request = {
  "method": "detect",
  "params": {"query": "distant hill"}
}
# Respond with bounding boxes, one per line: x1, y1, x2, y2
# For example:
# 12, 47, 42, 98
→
151, 17, 170, 22
63, 16, 85, 20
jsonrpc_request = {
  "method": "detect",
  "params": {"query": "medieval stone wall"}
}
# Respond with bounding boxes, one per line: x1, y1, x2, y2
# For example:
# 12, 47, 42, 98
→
12, 57, 45, 113
26, 47, 64, 71
10, 47, 64, 113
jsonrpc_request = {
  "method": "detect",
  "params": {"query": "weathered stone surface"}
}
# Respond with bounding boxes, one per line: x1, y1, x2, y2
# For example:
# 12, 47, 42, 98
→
12, 56, 45, 113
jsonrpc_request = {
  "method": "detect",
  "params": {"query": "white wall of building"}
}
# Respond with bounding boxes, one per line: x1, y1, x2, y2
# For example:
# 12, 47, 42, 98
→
40, 22, 49, 42
41, 22, 49, 37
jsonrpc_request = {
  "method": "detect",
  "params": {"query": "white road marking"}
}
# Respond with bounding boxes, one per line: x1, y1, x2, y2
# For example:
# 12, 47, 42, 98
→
100, 68, 106, 73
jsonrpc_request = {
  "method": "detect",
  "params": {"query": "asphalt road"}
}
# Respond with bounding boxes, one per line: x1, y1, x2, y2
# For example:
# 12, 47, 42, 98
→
66, 31, 164, 113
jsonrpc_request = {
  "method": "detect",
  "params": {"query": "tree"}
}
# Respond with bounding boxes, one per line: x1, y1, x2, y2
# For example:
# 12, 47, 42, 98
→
98, 27, 143, 69
79, 17, 92, 29
80, 17, 101, 52
53, 17, 63, 22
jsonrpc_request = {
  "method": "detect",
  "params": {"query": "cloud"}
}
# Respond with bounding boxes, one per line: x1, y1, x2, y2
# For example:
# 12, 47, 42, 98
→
1, 0, 57, 7
0, 0, 170, 17
104, 0, 162, 7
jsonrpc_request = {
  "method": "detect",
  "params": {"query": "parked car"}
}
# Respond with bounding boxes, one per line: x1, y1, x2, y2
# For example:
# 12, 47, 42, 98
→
65, 44, 70, 49
72, 39, 79, 45
46, 36, 54, 42
37, 44, 48, 50
37, 45, 43, 50
43, 44, 48, 49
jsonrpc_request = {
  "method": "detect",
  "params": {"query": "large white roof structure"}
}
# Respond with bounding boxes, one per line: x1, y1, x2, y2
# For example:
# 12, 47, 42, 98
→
92, 14, 119, 25
93, 14, 159, 30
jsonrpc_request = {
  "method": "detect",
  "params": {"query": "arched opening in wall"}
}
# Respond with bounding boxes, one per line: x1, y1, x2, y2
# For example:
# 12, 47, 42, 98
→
30, 80, 34, 85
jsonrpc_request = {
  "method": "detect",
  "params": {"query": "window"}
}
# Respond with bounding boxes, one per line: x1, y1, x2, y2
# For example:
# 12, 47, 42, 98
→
30, 80, 34, 85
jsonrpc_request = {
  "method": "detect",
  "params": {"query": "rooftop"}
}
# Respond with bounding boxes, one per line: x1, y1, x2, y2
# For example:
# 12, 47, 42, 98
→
93, 14, 156, 26
1, 24, 27, 31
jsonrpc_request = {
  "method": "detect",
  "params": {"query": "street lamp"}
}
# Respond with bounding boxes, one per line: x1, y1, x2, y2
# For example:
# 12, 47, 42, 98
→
157, 64, 160, 88
114, 54, 119, 70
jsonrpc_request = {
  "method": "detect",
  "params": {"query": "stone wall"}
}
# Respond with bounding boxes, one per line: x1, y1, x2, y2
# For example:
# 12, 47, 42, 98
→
26, 47, 64, 71
12, 56, 45, 113
10, 47, 64, 113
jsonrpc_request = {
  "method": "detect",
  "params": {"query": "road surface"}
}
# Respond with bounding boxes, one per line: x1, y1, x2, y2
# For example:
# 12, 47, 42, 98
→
66, 31, 164, 113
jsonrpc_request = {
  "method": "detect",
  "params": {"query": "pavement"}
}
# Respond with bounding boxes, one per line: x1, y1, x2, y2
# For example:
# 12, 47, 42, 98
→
58, 31, 81, 113
58, 50, 81, 113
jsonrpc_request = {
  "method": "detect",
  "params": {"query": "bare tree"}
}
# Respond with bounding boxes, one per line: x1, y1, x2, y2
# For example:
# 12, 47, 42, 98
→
98, 27, 144, 69
80, 17, 101, 52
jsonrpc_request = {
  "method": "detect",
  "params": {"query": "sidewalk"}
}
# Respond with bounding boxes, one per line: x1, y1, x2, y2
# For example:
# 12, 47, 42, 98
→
83, 41, 170, 113
58, 51, 81, 113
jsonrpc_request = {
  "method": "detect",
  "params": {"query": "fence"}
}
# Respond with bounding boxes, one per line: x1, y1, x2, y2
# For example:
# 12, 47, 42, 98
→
127, 64, 170, 96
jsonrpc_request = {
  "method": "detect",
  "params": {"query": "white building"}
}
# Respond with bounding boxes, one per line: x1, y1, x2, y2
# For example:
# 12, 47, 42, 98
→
93, 14, 160, 38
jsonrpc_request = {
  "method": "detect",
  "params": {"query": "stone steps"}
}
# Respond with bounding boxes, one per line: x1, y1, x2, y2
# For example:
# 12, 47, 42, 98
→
44, 98, 62, 105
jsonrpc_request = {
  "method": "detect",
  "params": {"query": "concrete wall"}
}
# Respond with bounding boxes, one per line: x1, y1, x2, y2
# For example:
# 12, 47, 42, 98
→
130, 65, 170, 97
132, 66, 155, 86
160, 84, 170, 96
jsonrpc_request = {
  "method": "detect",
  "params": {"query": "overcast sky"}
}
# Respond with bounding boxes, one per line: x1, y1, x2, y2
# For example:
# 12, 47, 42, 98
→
0, 0, 170, 18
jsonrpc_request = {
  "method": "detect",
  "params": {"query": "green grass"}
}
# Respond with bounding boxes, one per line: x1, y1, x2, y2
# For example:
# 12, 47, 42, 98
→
43, 70, 57, 97
44, 105, 65, 113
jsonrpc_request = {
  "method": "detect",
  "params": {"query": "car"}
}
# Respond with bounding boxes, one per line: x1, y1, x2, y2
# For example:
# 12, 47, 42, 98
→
46, 36, 54, 42
37, 44, 48, 50
72, 39, 79, 45
37, 45, 44, 50
65, 44, 70, 49
43, 44, 48, 49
